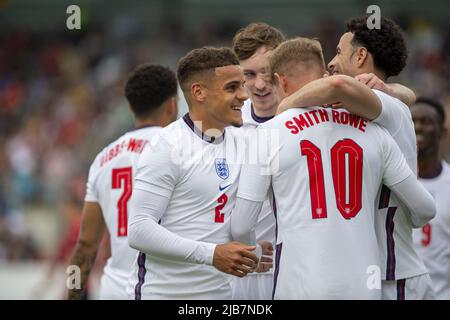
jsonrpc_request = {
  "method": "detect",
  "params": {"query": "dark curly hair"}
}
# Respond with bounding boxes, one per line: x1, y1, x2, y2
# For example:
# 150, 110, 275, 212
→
232, 22, 285, 61
346, 16, 407, 78
414, 96, 446, 128
125, 64, 177, 118
177, 46, 240, 93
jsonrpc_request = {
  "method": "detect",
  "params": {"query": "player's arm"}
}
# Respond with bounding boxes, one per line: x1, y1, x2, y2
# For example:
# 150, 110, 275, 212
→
231, 127, 272, 244
231, 127, 274, 272
231, 198, 274, 273
389, 175, 436, 227
276, 75, 382, 120
231, 198, 264, 245
382, 132, 436, 227
355, 73, 416, 107
67, 201, 106, 300
128, 140, 258, 277
128, 187, 258, 277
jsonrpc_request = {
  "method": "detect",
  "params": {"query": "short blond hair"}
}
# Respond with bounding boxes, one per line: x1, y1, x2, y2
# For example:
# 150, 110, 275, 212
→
232, 23, 285, 61
269, 37, 326, 78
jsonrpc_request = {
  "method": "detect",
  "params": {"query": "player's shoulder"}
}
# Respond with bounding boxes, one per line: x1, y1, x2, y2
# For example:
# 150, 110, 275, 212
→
158, 117, 187, 138
441, 161, 450, 181
91, 126, 162, 169
372, 89, 411, 115
262, 107, 318, 129
241, 99, 254, 126
145, 117, 187, 153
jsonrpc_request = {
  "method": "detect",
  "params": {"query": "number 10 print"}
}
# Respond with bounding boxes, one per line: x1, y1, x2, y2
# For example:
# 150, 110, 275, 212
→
301, 139, 363, 220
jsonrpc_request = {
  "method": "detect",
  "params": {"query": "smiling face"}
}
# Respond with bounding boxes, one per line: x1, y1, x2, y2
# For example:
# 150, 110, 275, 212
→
240, 46, 279, 116
328, 32, 360, 77
412, 102, 443, 159
204, 65, 248, 128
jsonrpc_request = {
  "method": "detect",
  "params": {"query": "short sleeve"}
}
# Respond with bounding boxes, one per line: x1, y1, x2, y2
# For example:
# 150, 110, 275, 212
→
372, 89, 410, 138
84, 157, 99, 203
382, 130, 413, 186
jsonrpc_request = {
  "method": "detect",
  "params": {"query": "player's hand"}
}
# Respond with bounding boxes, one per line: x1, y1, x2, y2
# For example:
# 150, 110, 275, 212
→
212, 241, 258, 277
276, 97, 290, 115
321, 101, 343, 109
255, 240, 273, 273
355, 73, 393, 95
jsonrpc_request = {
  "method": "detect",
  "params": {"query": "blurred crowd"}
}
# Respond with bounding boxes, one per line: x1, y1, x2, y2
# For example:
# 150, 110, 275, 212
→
1, 14, 450, 261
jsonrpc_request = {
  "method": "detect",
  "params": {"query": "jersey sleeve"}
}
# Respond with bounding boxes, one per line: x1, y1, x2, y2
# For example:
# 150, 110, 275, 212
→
381, 129, 413, 187
128, 187, 216, 265
372, 89, 409, 137
84, 154, 101, 203
237, 127, 272, 202
133, 136, 180, 199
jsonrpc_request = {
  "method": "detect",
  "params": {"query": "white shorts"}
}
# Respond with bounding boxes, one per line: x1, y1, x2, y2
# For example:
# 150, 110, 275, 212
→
382, 274, 436, 300
99, 273, 128, 300
231, 272, 273, 300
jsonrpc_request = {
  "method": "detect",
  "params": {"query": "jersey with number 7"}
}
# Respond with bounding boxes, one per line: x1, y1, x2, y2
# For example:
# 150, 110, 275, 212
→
85, 126, 160, 299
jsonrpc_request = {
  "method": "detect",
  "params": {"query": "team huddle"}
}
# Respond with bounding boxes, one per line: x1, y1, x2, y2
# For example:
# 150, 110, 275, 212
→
67, 16, 450, 300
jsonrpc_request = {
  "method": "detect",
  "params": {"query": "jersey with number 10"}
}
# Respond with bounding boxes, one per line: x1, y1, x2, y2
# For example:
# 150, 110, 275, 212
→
237, 107, 413, 299
85, 126, 160, 298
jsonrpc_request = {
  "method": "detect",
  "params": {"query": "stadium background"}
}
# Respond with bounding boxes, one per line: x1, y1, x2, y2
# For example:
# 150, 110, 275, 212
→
0, 0, 449, 299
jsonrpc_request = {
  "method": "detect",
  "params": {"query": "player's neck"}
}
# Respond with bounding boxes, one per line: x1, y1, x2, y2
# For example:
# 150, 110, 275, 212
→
418, 154, 442, 179
252, 104, 276, 119
134, 115, 165, 128
188, 109, 226, 134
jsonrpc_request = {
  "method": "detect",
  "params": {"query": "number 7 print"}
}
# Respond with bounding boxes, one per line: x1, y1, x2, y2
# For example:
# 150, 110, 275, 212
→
112, 167, 132, 237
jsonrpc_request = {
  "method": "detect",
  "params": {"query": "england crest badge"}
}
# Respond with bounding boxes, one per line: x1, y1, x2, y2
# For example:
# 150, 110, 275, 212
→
214, 158, 229, 180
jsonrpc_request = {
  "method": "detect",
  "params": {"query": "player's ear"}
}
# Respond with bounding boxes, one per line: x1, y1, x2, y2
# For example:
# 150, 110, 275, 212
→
165, 96, 176, 114
190, 82, 207, 102
440, 123, 448, 140
355, 47, 369, 68
274, 73, 287, 97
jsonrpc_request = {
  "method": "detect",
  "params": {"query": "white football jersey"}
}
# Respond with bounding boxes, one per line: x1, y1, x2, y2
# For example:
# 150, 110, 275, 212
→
231, 100, 275, 299
128, 114, 241, 299
238, 107, 413, 299
85, 126, 160, 299
241, 99, 276, 248
413, 161, 450, 299
372, 90, 428, 280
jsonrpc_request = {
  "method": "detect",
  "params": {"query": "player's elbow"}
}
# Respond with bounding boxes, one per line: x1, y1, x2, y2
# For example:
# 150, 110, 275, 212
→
326, 75, 355, 101
411, 194, 436, 228
74, 238, 98, 255
127, 222, 141, 250
230, 220, 252, 244
327, 75, 349, 88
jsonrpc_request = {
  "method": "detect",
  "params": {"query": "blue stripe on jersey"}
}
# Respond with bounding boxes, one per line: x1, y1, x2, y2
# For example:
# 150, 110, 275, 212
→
397, 279, 406, 300
134, 252, 147, 300
272, 194, 278, 242
378, 184, 391, 209
271, 242, 282, 300
385, 207, 397, 280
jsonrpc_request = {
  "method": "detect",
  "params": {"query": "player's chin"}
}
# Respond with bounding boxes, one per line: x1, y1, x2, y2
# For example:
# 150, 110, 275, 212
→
230, 121, 243, 128
229, 116, 243, 127
229, 116, 243, 128
228, 109, 243, 127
